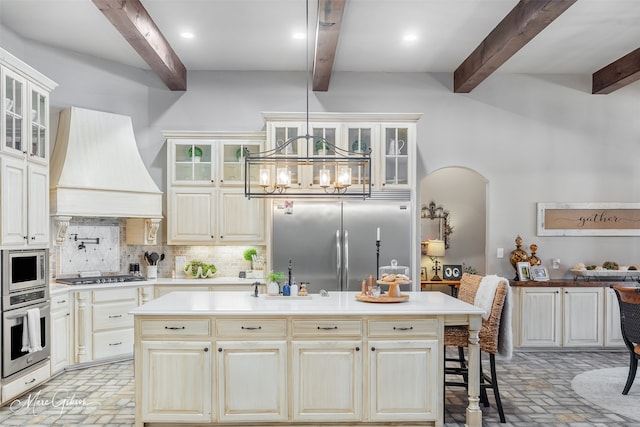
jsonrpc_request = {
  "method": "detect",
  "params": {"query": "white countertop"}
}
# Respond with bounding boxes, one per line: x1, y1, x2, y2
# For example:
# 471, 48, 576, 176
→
130, 291, 485, 317
49, 277, 262, 295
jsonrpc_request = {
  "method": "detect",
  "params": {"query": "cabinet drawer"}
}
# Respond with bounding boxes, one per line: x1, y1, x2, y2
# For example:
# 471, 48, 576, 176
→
93, 287, 138, 303
51, 293, 70, 312
2, 361, 51, 403
93, 329, 134, 359
292, 319, 362, 337
216, 319, 287, 338
141, 318, 211, 338
368, 319, 438, 338
93, 300, 136, 331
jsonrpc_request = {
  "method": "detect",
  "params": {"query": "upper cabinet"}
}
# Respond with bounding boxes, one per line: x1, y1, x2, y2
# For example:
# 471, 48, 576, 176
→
164, 131, 266, 245
263, 113, 420, 193
0, 48, 56, 248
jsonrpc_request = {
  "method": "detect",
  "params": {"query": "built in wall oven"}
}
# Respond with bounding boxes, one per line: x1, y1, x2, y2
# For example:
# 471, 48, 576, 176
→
1, 249, 50, 379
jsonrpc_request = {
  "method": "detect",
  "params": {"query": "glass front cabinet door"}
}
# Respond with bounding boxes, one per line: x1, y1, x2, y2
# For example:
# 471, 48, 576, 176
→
381, 126, 410, 188
220, 139, 263, 186
3, 69, 25, 155
171, 140, 215, 184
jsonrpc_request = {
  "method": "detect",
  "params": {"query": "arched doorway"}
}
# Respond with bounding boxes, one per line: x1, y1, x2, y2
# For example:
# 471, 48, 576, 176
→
420, 167, 488, 285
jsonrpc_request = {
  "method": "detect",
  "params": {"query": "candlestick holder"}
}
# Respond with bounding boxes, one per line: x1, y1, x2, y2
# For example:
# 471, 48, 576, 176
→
376, 240, 380, 281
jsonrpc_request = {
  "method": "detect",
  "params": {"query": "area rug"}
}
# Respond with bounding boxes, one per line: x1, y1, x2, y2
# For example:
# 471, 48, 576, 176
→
571, 367, 640, 422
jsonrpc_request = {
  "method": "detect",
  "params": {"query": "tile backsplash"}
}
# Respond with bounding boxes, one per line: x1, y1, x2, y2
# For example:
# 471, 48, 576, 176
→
51, 218, 266, 279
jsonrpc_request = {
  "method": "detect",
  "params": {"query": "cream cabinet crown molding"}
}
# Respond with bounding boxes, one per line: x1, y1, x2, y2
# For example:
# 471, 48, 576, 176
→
162, 130, 265, 140
0, 48, 58, 91
261, 112, 424, 123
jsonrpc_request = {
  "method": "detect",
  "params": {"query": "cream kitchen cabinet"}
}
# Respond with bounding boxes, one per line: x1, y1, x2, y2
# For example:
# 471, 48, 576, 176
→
604, 287, 624, 347
50, 293, 71, 375
140, 340, 213, 423
137, 317, 213, 424
73, 287, 140, 364
514, 286, 604, 348
165, 132, 266, 245
1, 48, 55, 249
292, 340, 363, 422
262, 113, 419, 194
367, 319, 439, 422
0, 158, 48, 246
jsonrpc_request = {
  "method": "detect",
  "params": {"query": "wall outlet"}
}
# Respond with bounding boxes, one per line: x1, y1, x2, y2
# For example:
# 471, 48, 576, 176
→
497, 247, 504, 258
552, 258, 561, 269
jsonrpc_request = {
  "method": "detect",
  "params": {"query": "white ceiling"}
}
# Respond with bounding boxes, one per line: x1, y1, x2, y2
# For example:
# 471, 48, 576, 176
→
1, 0, 640, 76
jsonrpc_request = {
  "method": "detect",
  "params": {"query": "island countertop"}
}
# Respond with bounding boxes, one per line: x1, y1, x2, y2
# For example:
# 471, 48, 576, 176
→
130, 290, 485, 317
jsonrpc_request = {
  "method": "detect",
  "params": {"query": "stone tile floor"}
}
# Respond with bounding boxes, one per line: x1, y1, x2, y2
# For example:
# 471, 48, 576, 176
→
0, 349, 636, 426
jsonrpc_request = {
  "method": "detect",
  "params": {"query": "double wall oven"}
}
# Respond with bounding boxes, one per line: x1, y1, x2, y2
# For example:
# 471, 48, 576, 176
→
1, 249, 50, 379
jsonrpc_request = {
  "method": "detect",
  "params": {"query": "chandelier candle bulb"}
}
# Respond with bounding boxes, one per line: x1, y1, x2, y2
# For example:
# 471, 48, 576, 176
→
259, 168, 270, 187
319, 169, 331, 187
276, 167, 291, 187
337, 166, 351, 187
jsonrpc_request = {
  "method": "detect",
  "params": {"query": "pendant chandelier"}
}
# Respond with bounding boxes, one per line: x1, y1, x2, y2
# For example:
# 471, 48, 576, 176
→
244, 0, 372, 199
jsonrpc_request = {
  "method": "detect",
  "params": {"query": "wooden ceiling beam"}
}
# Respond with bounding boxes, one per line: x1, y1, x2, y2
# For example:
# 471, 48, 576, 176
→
312, 0, 346, 92
454, 0, 576, 93
592, 48, 640, 94
92, 0, 187, 91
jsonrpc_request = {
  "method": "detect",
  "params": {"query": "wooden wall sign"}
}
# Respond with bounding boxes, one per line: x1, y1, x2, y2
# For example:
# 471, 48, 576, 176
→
537, 202, 640, 236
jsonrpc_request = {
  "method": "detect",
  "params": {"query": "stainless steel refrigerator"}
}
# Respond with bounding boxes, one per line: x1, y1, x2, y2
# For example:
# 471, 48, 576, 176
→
271, 200, 412, 294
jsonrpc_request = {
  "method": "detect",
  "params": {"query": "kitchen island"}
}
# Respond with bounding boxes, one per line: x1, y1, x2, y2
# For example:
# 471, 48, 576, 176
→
130, 291, 484, 427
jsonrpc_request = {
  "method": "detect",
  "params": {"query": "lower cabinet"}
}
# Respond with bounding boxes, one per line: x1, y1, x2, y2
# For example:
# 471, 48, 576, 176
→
217, 340, 288, 422
135, 315, 442, 426
368, 340, 439, 422
140, 340, 213, 423
50, 293, 71, 374
291, 340, 362, 422
514, 286, 619, 348
72, 286, 147, 365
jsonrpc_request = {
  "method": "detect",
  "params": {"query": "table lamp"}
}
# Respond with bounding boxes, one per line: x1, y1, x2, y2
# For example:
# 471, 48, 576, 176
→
426, 240, 445, 281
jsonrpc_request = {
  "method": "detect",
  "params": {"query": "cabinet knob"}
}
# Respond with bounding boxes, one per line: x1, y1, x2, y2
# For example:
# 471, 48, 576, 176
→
204, 347, 209, 352
220, 179, 224, 183
23, 236, 28, 240
31, 236, 36, 240
371, 346, 376, 351
218, 347, 223, 352
355, 346, 360, 351
220, 235, 224, 239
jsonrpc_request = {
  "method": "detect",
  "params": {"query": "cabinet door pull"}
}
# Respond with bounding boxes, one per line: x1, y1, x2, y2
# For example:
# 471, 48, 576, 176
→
317, 326, 338, 330
58, 300, 67, 304
164, 326, 186, 330
241, 326, 262, 330
109, 314, 122, 318
109, 342, 123, 346
393, 326, 413, 331
25, 378, 36, 385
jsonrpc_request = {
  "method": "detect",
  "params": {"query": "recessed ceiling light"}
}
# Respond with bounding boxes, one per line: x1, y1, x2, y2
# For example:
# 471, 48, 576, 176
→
181, 32, 195, 39
403, 33, 418, 42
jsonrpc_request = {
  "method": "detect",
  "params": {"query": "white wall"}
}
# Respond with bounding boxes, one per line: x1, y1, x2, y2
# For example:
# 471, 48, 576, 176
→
4, 27, 640, 280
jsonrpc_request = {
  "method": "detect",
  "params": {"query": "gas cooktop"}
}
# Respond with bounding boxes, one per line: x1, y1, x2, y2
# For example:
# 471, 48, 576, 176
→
55, 275, 147, 285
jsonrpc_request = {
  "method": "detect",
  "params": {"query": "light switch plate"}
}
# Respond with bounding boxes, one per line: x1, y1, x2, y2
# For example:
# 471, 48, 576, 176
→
497, 247, 504, 258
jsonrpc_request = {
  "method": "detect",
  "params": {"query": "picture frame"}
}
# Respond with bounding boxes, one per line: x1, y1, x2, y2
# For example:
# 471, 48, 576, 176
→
530, 265, 550, 281
537, 202, 640, 236
516, 262, 531, 281
420, 267, 427, 281
443, 264, 462, 281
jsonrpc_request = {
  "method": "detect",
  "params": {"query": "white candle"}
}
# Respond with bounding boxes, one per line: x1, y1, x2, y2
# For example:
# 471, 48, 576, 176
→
377, 227, 380, 241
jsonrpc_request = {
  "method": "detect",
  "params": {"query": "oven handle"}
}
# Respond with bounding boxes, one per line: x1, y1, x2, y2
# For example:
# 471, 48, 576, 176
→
4, 303, 50, 319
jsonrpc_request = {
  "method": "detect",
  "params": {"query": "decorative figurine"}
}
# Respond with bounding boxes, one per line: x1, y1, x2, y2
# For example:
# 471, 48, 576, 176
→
529, 244, 541, 266
509, 235, 529, 280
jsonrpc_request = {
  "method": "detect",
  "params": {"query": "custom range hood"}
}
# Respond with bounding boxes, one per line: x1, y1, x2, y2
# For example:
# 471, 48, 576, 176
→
50, 107, 162, 243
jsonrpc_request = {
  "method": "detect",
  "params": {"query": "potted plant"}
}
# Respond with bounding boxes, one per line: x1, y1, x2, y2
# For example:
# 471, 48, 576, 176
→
243, 247, 257, 269
266, 271, 285, 295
